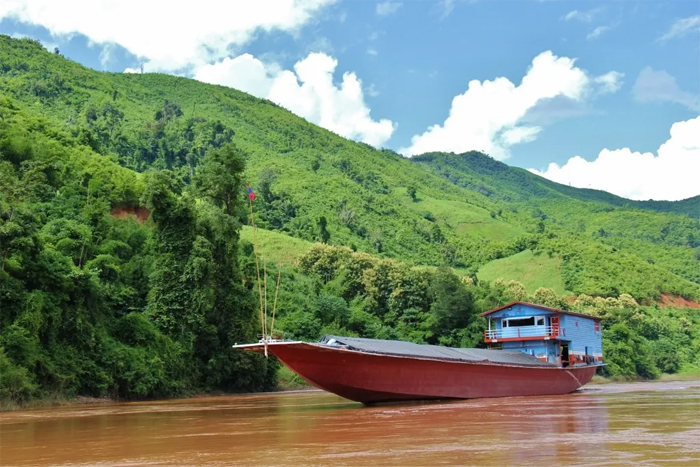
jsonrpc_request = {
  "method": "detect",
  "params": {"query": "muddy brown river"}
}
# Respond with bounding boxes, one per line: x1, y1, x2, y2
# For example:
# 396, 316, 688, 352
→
1, 381, 699, 466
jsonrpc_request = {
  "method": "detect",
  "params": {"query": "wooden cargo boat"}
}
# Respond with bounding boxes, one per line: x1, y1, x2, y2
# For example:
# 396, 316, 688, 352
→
234, 302, 604, 404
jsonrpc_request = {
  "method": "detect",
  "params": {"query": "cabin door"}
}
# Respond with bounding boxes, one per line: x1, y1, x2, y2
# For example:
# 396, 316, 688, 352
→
550, 316, 560, 336
561, 344, 570, 368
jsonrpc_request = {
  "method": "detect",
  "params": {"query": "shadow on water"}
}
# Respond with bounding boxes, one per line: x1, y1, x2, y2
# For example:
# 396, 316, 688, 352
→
1, 381, 699, 466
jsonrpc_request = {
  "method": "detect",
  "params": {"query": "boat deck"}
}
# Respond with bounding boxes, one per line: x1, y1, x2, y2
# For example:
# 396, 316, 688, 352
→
320, 335, 556, 368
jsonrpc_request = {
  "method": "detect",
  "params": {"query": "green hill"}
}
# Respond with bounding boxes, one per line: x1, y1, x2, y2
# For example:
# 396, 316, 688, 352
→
1, 35, 698, 302
1, 36, 699, 405
413, 151, 700, 218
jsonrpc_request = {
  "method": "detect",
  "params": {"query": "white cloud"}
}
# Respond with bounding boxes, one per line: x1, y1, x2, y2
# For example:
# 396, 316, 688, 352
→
564, 8, 603, 23
594, 71, 624, 94
529, 116, 700, 201
500, 126, 541, 146
194, 54, 279, 97
587, 25, 610, 40
521, 96, 591, 126
367, 47, 378, 56
195, 52, 395, 147
633, 67, 700, 111
400, 51, 622, 159
0, 0, 335, 71
658, 15, 700, 42
376, 1, 401, 16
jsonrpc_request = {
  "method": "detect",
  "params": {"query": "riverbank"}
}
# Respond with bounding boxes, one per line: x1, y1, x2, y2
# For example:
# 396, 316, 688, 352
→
4, 372, 699, 412
589, 372, 700, 385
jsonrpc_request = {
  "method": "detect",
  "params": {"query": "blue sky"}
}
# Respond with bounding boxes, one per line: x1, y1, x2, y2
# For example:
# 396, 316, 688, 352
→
1, 0, 698, 200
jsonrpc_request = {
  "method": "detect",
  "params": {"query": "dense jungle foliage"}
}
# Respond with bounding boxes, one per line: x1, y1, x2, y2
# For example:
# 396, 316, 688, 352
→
1, 36, 698, 406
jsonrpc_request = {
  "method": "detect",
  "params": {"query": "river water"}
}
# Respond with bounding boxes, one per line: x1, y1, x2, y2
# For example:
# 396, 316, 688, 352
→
1, 381, 699, 466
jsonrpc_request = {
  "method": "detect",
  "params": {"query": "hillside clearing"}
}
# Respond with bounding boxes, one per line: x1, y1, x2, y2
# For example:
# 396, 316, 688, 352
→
478, 249, 568, 295
240, 226, 313, 265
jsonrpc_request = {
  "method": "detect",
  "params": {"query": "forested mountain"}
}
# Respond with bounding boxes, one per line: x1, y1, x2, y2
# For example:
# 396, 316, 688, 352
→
1, 36, 698, 406
413, 151, 700, 218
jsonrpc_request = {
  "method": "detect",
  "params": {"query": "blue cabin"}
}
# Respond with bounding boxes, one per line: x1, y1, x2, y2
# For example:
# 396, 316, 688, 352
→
480, 302, 603, 367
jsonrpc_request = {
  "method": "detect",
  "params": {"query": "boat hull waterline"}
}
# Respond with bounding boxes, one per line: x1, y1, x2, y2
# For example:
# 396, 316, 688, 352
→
238, 342, 598, 404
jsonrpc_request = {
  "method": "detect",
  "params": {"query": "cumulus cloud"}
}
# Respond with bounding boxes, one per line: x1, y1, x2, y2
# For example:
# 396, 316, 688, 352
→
529, 116, 700, 201
0, 0, 334, 71
400, 51, 622, 159
194, 54, 279, 97
376, 1, 401, 16
521, 96, 590, 126
633, 67, 700, 111
195, 52, 395, 147
657, 15, 700, 42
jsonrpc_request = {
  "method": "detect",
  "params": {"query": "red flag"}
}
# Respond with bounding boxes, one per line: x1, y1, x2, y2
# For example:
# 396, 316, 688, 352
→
247, 186, 255, 202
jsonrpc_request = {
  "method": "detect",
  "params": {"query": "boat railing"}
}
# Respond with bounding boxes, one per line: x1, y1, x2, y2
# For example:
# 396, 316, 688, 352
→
484, 325, 559, 341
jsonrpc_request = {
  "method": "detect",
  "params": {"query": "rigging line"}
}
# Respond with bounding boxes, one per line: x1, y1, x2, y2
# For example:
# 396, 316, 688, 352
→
248, 196, 265, 348
263, 259, 268, 340
270, 261, 282, 338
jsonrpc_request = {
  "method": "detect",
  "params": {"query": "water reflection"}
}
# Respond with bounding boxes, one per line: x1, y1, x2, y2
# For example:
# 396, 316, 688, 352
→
1, 382, 698, 466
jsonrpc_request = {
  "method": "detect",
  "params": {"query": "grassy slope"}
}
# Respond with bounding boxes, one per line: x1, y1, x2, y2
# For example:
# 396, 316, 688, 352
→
240, 226, 312, 265
1, 35, 698, 301
413, 151, 700, 290
478, 249, 568, 295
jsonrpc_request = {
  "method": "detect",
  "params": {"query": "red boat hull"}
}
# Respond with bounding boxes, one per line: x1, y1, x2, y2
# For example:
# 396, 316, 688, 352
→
246, 342, 597, 404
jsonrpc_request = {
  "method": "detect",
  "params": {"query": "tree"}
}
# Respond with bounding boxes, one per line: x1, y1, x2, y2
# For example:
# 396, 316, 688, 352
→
505, 280, 528, 302
142, 171, 197, 338
407, 185, 417, 202
318, 216, 330, 243
314, 294, 350, 327
531, 287, 560, 308
155, 100, 183, 122
0, 161, 46, 272
192, 143, 246, 215
429, 266, 476, 340
257, 168, 278, 204
431, 224, 445, 244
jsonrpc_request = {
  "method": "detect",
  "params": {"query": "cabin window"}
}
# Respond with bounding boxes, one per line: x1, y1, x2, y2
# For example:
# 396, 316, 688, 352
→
536, 317, 545, 326
504, 317, 535, 327
595, 321, 600, 332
